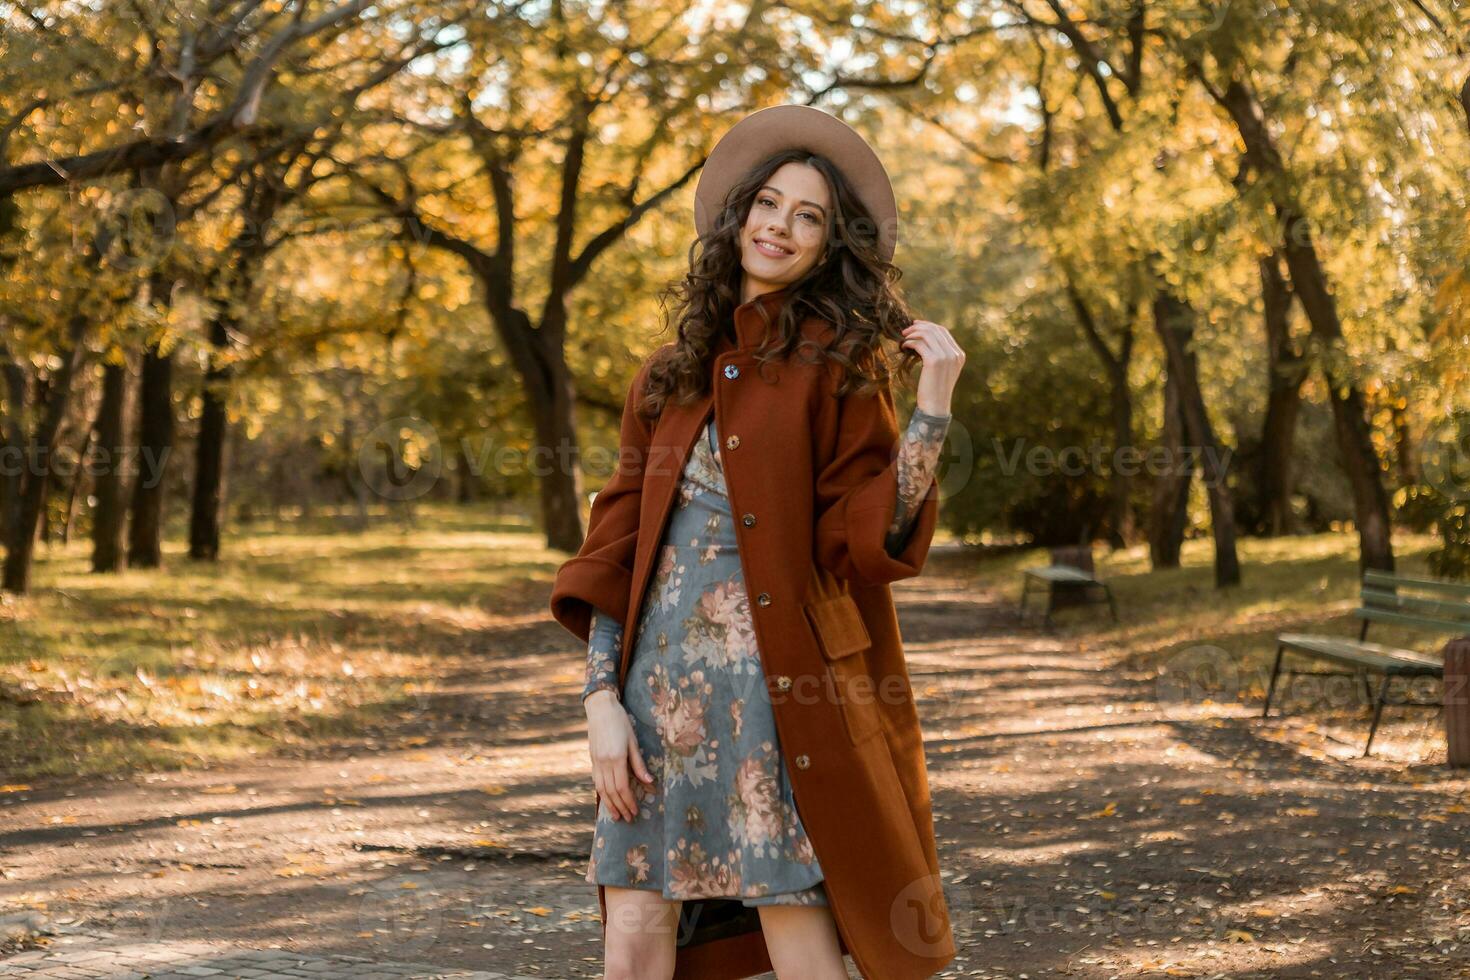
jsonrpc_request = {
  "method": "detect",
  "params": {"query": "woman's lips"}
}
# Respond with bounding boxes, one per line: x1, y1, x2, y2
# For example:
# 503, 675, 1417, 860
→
754, 239, 793, 257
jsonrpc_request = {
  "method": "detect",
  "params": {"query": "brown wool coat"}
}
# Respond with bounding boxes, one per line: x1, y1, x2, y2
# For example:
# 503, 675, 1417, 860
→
548, 287, 956, 980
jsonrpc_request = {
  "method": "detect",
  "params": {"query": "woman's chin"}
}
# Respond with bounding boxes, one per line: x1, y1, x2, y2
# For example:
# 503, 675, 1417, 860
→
743, 257, 807, 282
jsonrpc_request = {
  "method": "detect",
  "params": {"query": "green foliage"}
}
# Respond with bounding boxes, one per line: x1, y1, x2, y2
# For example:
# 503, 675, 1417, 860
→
1, 0, 1468, 567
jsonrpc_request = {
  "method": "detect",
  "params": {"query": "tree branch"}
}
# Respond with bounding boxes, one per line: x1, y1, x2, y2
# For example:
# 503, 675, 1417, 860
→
0, 0, 376, 196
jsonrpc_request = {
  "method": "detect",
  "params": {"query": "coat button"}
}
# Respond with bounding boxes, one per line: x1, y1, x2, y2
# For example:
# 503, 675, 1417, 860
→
742, 513, 756, 527
794, 754, 811, 769
756, 592, 771, 606
725, 434, 740, 450
774, 675, 792, 691
723, 363, 740, 379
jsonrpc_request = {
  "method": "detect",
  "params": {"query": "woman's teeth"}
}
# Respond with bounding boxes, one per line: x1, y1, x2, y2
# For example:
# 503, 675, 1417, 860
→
755, 239, 792, 257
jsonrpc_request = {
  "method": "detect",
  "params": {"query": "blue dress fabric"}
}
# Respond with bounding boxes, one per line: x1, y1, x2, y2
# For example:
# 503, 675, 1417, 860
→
581, 406, 950, 907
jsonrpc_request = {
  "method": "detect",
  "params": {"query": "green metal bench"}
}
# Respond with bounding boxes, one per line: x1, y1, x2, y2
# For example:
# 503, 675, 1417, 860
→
1262, 570, 1470, 757
1019, 545, 1118, 630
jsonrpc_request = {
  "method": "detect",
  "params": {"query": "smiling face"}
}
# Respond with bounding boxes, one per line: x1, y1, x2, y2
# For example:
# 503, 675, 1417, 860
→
737, 161, 832, 302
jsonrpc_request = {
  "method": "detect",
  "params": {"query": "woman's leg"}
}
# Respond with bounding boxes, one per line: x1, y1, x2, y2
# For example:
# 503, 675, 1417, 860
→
602, 886, 683, 980
756, 904, 850, 979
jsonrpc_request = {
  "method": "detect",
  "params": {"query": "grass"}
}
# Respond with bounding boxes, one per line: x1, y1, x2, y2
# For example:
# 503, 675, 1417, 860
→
0, 507, 1458, 780
958, 528, 1460, 762
0, 503, 558, 780
1026, 530, 1453, 676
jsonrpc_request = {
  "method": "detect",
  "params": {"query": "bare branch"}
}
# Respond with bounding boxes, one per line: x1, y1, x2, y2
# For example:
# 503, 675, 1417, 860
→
0, 0, 410, 197
901, 104, 1024, 167
1462, 72, 1470, 137
228, 0, 375, 128
568, 155, 702, 285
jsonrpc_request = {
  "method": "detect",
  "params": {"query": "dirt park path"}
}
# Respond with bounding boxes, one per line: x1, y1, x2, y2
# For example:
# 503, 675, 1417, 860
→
3, 548, 1469, 978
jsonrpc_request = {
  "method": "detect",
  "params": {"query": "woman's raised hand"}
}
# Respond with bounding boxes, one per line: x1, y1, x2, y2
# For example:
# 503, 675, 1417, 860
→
584, 690, 654, 821
901, 319, 965, 417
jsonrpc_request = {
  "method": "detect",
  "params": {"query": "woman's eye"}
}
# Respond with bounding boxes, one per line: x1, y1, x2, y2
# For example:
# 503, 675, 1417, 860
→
799, 211, 817, 222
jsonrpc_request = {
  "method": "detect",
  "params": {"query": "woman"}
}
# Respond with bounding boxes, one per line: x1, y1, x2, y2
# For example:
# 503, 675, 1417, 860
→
549, 104, 965, 980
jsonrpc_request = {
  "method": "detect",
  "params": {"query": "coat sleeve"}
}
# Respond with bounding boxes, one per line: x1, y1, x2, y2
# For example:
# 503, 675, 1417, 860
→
548, 356, 657, 644
813, 365, 942, 586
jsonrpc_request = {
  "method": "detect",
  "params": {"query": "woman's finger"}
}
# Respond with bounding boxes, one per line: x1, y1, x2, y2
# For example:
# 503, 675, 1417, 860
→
627, 727, 654, 785
610, 762, 635, 821
925, 325, 960, 363
591, 768, 615, 821
903, 331, 937, 361
606, 761, 633, 821
596, 768, 618, 821
596, 753, 629, 821
942, 328, 965, 360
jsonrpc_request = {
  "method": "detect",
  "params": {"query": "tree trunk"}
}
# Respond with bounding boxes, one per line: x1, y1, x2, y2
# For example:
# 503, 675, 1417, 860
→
456, 441, 479, 503
1149, 366, 1192, 569
1065, 283, 1136, 549
496, 299, 585, 552
3, 316, 88, 594
1390, 390, 1419, 487
128, 338, 174, 568
1, 351, 26, 548
1280, 219, 1395, 571
341, 416, 370, 531
1253, 253, 1306, 536
1105, 377, 1136, 548
1152, 291, 1242, 587
60, 420, 95, 545
528, 376, 585, 552
1215, 77, 1394, 573
38, 485, 51, 545
1460, 72, 1470, 138
91, 358, 130, 572
189, 314, 231, 560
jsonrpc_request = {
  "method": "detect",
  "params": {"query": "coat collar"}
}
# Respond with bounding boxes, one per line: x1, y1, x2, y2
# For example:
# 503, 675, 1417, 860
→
715, 286, 795, 355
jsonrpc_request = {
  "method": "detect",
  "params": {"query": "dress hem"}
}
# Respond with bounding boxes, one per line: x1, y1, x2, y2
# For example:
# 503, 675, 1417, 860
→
586, 876, 830, 907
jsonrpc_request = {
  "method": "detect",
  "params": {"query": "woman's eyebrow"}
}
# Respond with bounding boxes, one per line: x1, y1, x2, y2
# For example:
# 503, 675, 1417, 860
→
758, 185, 827, 215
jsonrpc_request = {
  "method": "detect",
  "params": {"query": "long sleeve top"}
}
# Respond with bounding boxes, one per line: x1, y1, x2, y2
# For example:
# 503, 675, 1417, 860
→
582, 406, 950, 705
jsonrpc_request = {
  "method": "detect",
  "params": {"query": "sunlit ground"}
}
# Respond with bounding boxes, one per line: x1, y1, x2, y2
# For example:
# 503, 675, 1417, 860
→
0, 504, 560, 778
0, 514, 1453, 780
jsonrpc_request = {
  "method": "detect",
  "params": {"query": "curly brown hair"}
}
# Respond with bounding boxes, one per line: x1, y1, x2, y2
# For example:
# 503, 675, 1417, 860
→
638, 147, 918, 421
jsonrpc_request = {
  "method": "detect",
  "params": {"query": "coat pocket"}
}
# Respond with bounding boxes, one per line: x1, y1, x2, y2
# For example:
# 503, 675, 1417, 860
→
802, 593, 883, 744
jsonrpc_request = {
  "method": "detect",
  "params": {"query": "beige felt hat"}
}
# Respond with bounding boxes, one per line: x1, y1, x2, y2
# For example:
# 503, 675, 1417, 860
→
694, 104, 899, 264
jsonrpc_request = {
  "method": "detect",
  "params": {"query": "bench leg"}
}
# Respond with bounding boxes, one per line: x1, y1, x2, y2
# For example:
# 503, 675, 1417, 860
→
1364, 674, 1392, 758
1263, 644, 1286, 719
1104, 584, 1118, 623
1018, 578, 1032, 623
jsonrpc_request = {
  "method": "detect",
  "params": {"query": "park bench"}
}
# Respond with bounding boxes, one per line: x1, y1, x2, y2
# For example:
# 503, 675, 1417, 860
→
1262, 569, 1470, 757
1018, 544, 1118, 630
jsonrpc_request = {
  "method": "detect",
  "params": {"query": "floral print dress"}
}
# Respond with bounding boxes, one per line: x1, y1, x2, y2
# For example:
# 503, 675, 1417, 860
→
581, 405, 951, 906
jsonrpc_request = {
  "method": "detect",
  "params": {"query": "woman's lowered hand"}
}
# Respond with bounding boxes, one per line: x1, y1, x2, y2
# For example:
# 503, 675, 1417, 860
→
584, 689, 654, 821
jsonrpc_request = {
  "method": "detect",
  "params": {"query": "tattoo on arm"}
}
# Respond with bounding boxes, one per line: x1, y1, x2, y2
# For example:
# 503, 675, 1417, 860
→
884, 407, 950, 556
